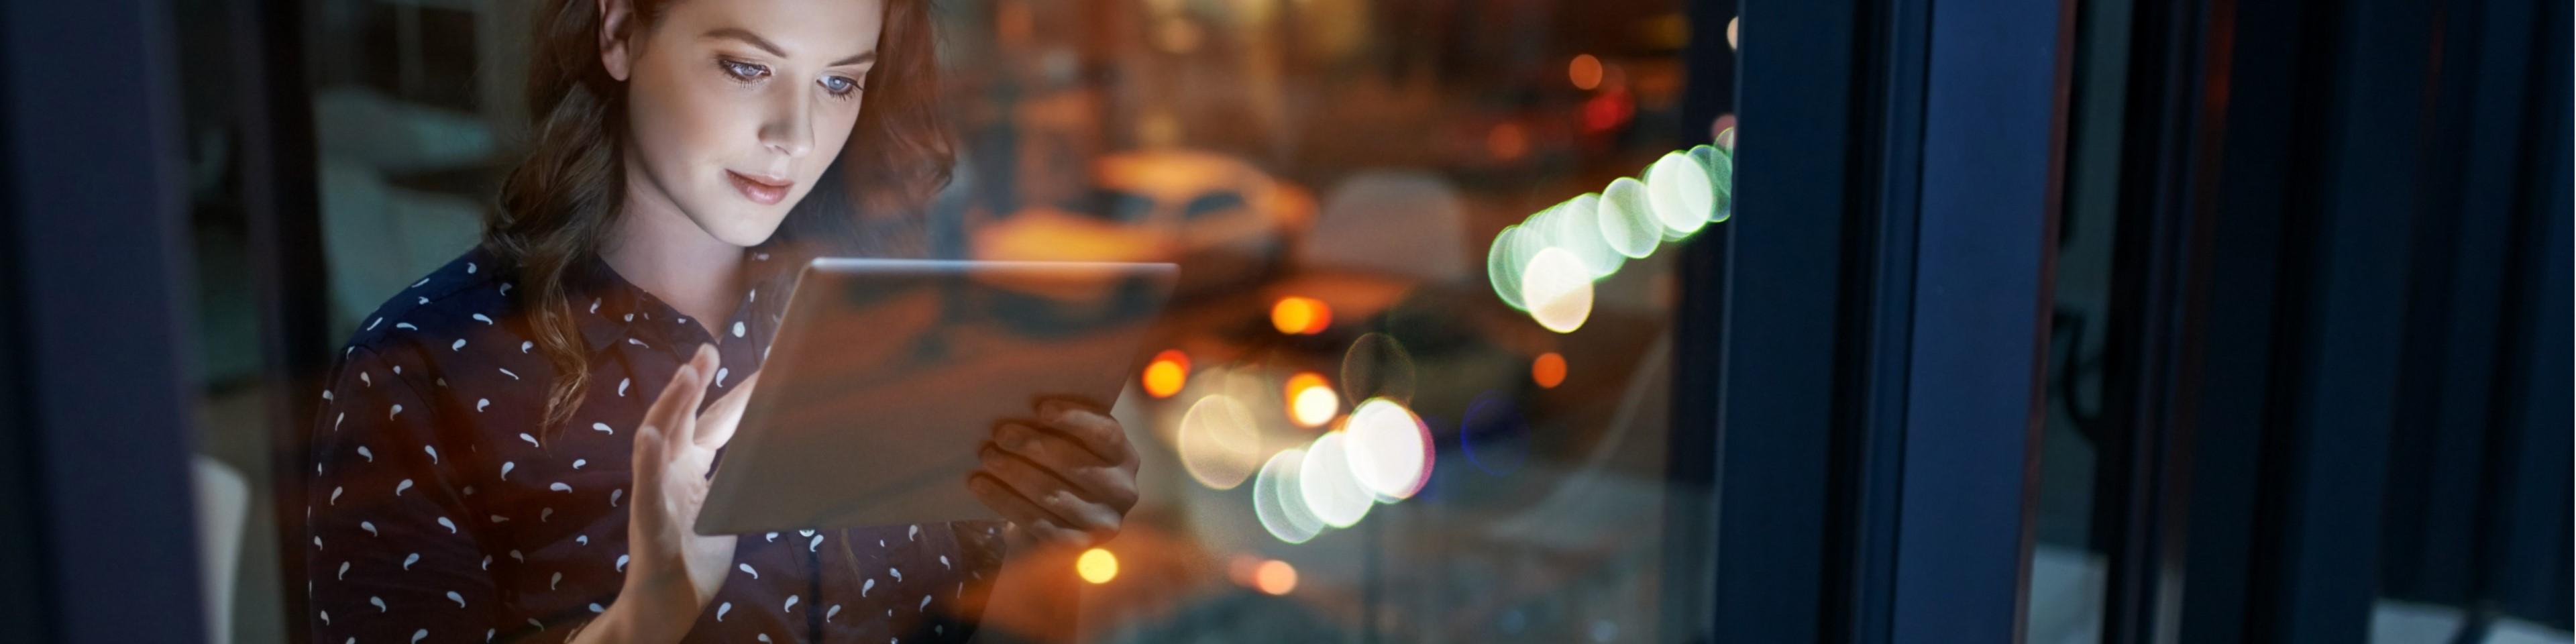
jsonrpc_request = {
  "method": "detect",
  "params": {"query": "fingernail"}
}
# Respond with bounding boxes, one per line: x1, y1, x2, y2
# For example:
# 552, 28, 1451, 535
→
998, 424, 1031, 450
1038, 400, 1068, 418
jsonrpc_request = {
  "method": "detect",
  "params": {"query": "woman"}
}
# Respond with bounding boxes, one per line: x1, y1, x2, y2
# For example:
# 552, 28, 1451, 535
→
303, 0, 1141, 641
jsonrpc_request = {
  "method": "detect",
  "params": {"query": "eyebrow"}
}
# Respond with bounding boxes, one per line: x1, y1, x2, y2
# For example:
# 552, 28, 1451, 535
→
703, 28, 877, 67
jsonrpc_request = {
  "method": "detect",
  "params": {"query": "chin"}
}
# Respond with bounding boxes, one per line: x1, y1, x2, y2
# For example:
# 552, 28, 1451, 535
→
687, 203, 792, 248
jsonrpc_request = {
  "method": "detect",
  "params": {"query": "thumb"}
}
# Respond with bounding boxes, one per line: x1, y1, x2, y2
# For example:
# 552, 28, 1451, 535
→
694, 372, 759, 449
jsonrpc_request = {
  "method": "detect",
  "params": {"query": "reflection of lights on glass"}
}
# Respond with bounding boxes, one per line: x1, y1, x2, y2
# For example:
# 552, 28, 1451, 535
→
1460, 392, 1529, 475
1177, 394, 1263, 490
1519, 247, 1595, 333
1255, 559, 1299, 595
1342, 398, 1432, 501
1487, 123, 1529, 160
1487, 225, 1531, 311
1340, 333, 1417, 404
1582, 92, 1633, 132
1548, 193, 1623, 279
1271, 296, 1332, 335
1076, 548, 1119, 584
1253, 448, 1324, 543
1646, 152, 1715, 237
1142, 350, 1189, 398
1532, 352, 1567, 388
1692, 144, 1735, 223
1297, 432, 1373, 527
1597, 178, 1662, 258
1285, 372, 1339, 427
1568, 54, 1603, 90
1727, 17, 1740, 50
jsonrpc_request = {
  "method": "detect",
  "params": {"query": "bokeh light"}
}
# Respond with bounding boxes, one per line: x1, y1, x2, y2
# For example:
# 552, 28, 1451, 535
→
1692, 144, 1735, 223
1176, 393, 1264, 490
1646, 152, 1715, 237
1076, 548, 1119, 584
1142, 349, 1189, 398
1297, 432, 1373, 527
1568, 54, 1603, 91
1519, 247, 1595, 333
1487, 224, 1532, 311
1255, 559, 1299, 595
1270, 296, 1332, 335
1285, 372, 1340, 427
1548, 193, 1624, 280
1532, 352, 1568, 388
1342, 398, 1433, 501
1253, 448, 1324, 543
1597, 177, 1662, 258
1340, 333, 1418, 404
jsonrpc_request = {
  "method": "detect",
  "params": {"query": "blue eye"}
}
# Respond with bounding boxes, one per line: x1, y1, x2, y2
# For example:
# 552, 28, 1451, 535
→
720, 60, 769, 80
820, 75, 862, 97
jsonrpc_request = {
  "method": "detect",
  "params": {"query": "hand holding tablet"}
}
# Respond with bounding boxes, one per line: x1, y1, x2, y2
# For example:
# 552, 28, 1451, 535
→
692, 259, 1177, 537
968, 398, 1143, 549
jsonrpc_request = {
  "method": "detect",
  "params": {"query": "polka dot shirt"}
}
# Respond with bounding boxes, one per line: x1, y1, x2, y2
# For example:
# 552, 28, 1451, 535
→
304, 247, 1006, 643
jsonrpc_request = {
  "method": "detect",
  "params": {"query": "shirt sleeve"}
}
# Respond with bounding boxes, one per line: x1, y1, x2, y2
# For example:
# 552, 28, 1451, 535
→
305, 346, 498, 644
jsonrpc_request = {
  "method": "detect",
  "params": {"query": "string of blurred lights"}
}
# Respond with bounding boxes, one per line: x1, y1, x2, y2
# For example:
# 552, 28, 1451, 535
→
1489, 142, 1735, 333
1132, 142, 1733, 553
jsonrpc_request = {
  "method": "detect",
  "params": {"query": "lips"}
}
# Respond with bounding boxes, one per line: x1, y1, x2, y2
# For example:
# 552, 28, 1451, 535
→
727, 170, 792, 205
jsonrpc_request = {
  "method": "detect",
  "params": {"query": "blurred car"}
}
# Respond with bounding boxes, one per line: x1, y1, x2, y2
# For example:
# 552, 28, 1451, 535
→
971, 149, 1316, 296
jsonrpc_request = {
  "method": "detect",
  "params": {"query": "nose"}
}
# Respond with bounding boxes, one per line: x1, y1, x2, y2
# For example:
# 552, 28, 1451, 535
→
757, 85, 816, 159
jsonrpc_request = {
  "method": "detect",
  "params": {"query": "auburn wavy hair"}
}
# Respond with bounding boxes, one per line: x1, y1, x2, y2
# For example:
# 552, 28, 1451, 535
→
489, 0, 951, 434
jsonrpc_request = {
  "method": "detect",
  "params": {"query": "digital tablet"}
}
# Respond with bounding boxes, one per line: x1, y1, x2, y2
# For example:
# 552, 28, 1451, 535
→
693, 258, 1178, 535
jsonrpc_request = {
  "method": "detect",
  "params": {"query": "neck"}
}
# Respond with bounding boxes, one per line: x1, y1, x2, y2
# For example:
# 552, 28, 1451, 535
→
601, 164, 742, 335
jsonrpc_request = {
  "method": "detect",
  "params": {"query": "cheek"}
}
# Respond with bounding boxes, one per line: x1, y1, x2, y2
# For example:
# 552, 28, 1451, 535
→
629, 66, 753, 176
804, 103, 866, 182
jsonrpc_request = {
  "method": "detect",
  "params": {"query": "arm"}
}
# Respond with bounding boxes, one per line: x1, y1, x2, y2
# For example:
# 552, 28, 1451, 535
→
305, 347, 498, 643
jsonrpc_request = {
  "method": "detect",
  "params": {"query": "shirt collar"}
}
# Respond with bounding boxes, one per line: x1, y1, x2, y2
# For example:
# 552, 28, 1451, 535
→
568, 249, 801, 356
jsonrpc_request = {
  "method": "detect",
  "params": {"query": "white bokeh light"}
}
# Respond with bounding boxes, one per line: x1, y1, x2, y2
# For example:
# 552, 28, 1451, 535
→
1341, 398, 1433, 501
1519, 247, 1595, 333
1253, 448, 1324, 543
1296, 432, 1374, 528
1176, 393, 1264, 490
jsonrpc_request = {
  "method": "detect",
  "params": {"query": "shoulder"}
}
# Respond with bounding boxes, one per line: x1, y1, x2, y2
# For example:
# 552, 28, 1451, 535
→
331, 247, 546, 390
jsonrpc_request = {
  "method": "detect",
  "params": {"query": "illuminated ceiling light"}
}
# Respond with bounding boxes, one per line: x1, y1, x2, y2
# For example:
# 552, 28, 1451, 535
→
1253, 448, 1324, 543
1297, 432, 1373, 527
1342, 398, 1433, 501
1177, 394, 1263, 490
1532, 352, 1567, 388
1076, 548, 1119, 584
1596, 178, 1662, 258
1646, 152, 1715, 237
1142, 350, 1189, 398
1519, 247, 1595, 333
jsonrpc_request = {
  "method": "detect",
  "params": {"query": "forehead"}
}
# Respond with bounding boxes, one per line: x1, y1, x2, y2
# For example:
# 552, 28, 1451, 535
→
661, 0, 888, 56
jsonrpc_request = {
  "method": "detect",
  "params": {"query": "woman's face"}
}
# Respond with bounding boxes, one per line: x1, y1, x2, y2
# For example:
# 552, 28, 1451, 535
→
604, 0, 886, 247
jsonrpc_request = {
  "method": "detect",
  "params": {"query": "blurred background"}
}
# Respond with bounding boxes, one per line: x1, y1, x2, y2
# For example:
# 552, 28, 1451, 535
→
1, 0, 2569, 643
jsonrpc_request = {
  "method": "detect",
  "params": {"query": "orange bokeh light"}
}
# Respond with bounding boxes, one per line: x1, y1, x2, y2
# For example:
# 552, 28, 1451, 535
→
1532, 352, 1567, 388
1271, 297, 1332, 335
1568, 54, 1603, 91
1284, 372, 1338, 427
1254, 559, 1299, 595
1143, 350, 1189, 398
1487, 123, 1529, 160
